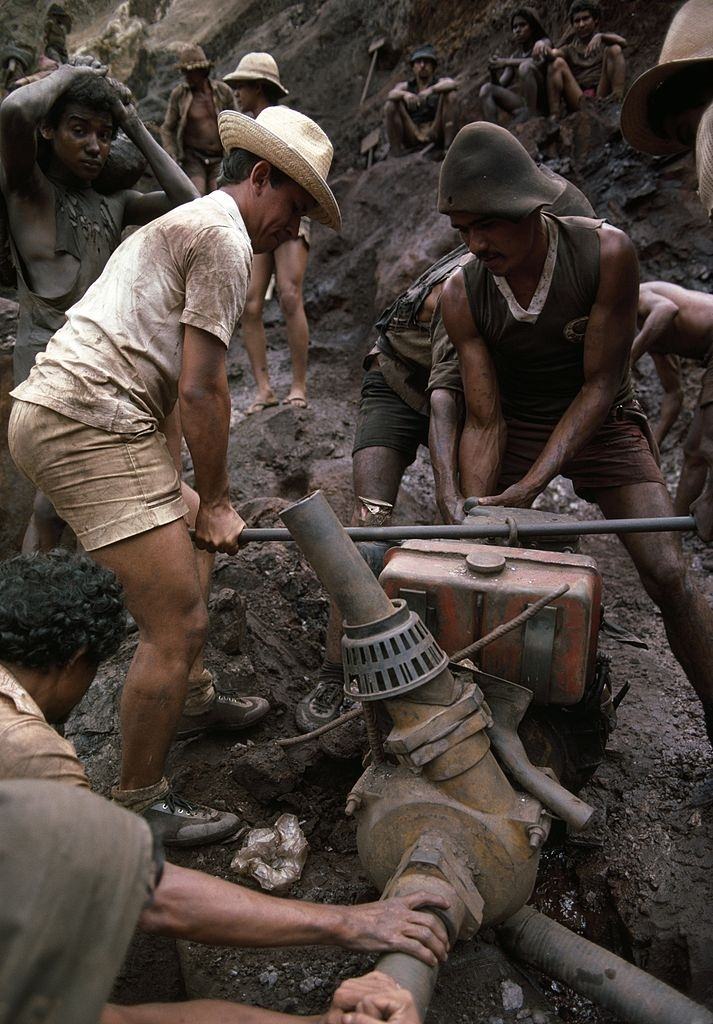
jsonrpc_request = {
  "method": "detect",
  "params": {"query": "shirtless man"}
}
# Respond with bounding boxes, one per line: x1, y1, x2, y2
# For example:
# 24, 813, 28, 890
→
384, 44, 458, 157
544, 0, 626, 114
0, 60, 198, 552
224, 52, 312, 412
480, 7, 551, 123
9, 106, 341, 845
161, 44, 235, 196
439, 122, 713, 755
632, 281, 713, 524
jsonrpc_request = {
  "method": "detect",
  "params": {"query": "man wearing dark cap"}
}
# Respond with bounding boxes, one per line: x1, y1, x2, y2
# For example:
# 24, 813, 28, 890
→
161, 44, 235, 195
384, 44, 458, 157
438, 121, 713, 755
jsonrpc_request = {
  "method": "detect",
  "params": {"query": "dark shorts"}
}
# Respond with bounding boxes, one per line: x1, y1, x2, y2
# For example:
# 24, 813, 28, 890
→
498, 415, 665, 501
352, 369, 429, 463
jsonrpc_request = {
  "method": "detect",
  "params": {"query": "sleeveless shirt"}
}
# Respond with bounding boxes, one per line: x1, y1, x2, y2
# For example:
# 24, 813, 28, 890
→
10, 176, 125, 385
462, 215, 634, 424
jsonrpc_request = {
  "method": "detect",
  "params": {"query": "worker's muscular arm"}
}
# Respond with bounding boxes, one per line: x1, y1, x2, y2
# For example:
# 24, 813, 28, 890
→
631, 290, 679, 363
179, 324, 245, 553
479, 225, 639, 508
138, 861, 449, 964
110, 84, 198, 225
650, 353, 683, 446
429, 388, 466, 523
441, 270, 506, 500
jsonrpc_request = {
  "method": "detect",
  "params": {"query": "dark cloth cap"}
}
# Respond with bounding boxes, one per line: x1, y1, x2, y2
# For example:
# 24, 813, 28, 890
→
410, 43, 438, 64
438, 122, 565, 219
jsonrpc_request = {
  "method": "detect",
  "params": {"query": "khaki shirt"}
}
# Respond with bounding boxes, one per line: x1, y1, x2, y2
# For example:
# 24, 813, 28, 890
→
160, 79, 236, 162
0, 664, 89, 787
12, 191, 253, 434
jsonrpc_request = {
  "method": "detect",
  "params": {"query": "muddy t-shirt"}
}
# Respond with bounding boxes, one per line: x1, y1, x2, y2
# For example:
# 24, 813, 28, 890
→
560, 38, 603, 91
0, 664, 89, 787
12, 191, 252, 433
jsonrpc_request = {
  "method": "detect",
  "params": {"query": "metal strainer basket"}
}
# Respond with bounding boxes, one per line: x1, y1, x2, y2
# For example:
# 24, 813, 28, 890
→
342, 599, 449, 701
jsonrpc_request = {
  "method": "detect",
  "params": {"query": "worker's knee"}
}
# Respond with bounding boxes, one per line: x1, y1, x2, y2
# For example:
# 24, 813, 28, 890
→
383, 98, 398, 118
548, 56, 567, 76
480, 82, 494, 99
605, 43, 623, 58
242, 295, 264, 322
278, 282, 303, 318
517, 58, 537, 79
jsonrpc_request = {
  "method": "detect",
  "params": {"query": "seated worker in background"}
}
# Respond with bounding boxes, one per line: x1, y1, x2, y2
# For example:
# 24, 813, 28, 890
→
438, 121, 713, 756
161, 44, 235, 195
0, 61, 198, 552
295, 166, 593, 732
544, 0, 626, 114
0, 781, 444, 1024
620, 0, 713, 216
384, 44, 458, 158
632, 281, 713, 521
480, 6, 551, 124
8, 107, 340, 846
224, 52, 311, 412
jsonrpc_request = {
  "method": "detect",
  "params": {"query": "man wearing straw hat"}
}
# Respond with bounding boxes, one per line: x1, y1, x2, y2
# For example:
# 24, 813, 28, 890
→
438, 121, 713, 759
8, 105, 341, 845
224, 52, 313, 413
161, 44, 235, 195
620, 0, 713, 539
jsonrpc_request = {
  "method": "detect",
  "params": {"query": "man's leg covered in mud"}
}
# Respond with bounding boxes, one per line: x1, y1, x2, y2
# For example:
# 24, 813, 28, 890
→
595, 481, 713, 748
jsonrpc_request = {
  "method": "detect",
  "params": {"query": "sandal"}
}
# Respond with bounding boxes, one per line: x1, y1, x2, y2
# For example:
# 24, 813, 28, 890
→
245, 398, 278, 415
282, 395, 309, 409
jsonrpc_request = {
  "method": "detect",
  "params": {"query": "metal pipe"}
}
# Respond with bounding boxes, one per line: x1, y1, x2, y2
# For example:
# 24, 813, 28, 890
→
499, 906, 713, 1024
237, 514, 697, 545
375, 949, 439, 1023
281, 492, 395, 625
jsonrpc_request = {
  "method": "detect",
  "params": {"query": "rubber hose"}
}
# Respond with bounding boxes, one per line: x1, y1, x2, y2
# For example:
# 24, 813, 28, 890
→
375, 950, 439, 1023
499, 906, 713, 1024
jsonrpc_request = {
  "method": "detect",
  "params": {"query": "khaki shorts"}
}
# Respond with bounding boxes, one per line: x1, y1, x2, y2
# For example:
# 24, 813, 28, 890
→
8, 401, 188, 551
297, 217, 311, 248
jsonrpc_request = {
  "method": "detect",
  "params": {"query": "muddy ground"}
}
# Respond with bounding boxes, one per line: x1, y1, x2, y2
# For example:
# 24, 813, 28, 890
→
2, 0, 712, 1019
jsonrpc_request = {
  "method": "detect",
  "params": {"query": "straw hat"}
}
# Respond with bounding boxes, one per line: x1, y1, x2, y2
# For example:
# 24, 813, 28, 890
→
218, 106, 341, 231
620, 0, 713, 155
176, 44, 212, 71
696, 101, 713, 220
438, 122, 564, 219
223, 52, 288, 96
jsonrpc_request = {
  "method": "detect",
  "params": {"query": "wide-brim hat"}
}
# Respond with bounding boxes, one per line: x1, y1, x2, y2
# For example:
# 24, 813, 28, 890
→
410, 43, 437, 65
223, 51, 289, 96
697, 100, 713, 220
621, 0, 713, 156
176, 44, 212, 71
438, 122, 564, 219
218, 106, 341, 231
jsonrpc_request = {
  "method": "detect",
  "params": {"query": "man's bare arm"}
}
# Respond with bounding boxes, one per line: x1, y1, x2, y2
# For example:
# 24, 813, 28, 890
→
631, 290, 678, 362
479, 225, 639, 508
441, 271, 506, 499
650, 352, 683, 446
0, 62, 103, 195
138, 861, 448, 964
112, 92, 198, 225
387, 80, 414, 103
429, 388, 466, 523
431, 77, 458, 93
179, 324, 245, 554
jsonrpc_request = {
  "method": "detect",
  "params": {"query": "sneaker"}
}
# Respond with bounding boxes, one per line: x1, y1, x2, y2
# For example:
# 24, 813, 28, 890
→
142, 789, 241, 847
176, 689, 270, 739
319, 711, 367, 760
295, 679, 345, 733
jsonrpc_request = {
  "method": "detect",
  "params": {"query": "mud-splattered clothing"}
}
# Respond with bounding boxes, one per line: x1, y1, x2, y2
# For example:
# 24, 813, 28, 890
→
0, 663, 88, 787
12, 190, 252, 433
559, 37, 605, 92
10, 177, 125, 385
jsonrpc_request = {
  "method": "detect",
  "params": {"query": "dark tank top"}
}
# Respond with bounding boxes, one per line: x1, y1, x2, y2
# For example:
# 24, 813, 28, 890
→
462, 214, 634, 424
406, 76, 443, 125
10, 176, 125, 384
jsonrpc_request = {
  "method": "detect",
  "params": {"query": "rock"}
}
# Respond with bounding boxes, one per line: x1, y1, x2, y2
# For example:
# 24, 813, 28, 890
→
259, 968, 278, 987
501, 980, 524, 1012
231, 741, 305, 800
208, 587, 247, 655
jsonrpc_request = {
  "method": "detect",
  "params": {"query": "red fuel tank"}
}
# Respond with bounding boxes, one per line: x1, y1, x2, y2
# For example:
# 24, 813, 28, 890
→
379, 540, 601, 705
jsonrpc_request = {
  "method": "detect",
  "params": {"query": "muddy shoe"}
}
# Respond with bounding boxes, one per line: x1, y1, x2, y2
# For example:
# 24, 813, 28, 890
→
142, 790, 241, 847
176, 690, 270, 739
319, 711, 367, 760
295, 678, 346, 733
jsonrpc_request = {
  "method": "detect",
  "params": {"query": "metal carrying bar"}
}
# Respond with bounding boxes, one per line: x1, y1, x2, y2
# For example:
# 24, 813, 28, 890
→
231, 514, 697, 545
